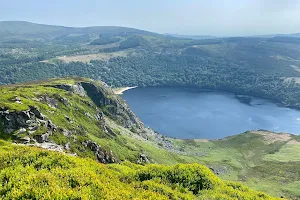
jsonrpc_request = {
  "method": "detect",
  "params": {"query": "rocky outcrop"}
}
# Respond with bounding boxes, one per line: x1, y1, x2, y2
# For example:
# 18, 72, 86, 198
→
208, 165, 229, 176
50, 81, 143, 130
47, 81, 144, 133
80, 82, 143, 130
139, 154, 150, 163
0, 106, 44, 134
51, 83, 86, 97
0, 106, 57, 144
39, 96, 58, 108
0, 79, 162, 165
94, 111, 104, 121
82, 140, 116, 163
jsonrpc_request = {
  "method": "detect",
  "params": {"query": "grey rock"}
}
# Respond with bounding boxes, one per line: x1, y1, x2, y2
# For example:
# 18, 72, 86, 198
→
15, 97, 21, 101
80, 82, 143, 130
82, 140, 116, 163
20, 136, 31, 144
64, 115, 72, 123
209, 165, 229, 175
64, 142, 71, 151
139, 154, 150, 163
17, 128, 27, 134
47, 120, 57, 131
30, 106, 44, 120
39, 96, 58, 108
62, 129, 71, 137
94, 111, 104, 121
85, 112, 92, 118
51, 83, 86, 97
33, 133, 50, 143
54, 94, 69, 106
28, 125, 38, 132
33, 142, 64, 152
71, 84, 86, 97
105, 126, 117, 136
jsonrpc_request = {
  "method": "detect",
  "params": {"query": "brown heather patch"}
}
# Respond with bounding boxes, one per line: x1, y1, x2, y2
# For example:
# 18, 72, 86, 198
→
251, 130, 291, 144
287, 140, 300, 145
54, 52, 128, 63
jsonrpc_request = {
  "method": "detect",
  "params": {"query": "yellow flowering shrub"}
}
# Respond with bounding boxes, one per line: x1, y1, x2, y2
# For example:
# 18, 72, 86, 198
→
0, 141, 280, 200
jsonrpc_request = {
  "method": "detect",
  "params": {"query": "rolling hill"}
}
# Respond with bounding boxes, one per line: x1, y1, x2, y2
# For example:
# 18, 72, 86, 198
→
0, 77, 299, 199
1, 21, 300, 198
0, 21, 157, 41
1, 22, 300, 112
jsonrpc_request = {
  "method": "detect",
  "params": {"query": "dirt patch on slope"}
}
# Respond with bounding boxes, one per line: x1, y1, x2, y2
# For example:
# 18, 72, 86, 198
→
252, 130, 291, 144
287, 140, 300, 145
42, 51, 128, 63
58, 52, 127, 63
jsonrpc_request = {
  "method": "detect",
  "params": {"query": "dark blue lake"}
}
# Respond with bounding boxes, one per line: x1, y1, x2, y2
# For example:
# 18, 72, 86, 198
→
122, 87, 300, 139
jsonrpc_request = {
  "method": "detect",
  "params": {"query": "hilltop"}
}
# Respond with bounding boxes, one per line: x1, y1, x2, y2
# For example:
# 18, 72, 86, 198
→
0, 77, 300, 199
1, 21, 300, 110
0, 21, 156, 40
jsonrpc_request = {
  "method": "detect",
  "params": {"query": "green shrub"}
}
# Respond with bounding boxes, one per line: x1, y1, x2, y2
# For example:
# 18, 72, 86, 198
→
0, 141, 279, 200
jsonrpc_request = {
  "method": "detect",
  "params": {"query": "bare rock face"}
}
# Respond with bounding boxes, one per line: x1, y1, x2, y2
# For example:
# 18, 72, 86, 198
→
33, 132, 50, 143
47, 81, 145, 135
30, 106, 45, 120
39, 96, 58, 108
82, 140, 116, 163
52, 83, 86, 97
0, 106, 44, 134
54, 94, 69, 106
80, 82, 143, 130
0, 106, 58, 144
139, 154, 150, 163
94, 111, 104, 121
0, 80, 157, 164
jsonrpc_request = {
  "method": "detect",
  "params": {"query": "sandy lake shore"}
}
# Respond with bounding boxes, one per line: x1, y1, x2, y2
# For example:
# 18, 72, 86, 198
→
113, 86, 137, 95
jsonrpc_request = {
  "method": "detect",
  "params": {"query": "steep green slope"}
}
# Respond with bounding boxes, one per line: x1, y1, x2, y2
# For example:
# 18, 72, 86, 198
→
0, 77, 155, 163
0, 77, 299, 199
173, 131, 300, 199
0, 140, 279, 200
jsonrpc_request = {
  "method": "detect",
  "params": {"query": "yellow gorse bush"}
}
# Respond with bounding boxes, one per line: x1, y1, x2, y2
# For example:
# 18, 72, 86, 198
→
0, 141, 280, 200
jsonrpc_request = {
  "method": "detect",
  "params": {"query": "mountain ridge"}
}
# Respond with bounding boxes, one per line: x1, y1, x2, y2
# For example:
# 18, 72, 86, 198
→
1, 21, 299, 38
0, 77, 300, 199
0, 21, 159, 40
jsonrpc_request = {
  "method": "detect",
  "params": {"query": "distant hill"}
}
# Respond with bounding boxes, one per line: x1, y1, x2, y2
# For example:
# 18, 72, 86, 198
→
0, 21, 158, 40
165, 33, 217, 40
251, 33, 300, 38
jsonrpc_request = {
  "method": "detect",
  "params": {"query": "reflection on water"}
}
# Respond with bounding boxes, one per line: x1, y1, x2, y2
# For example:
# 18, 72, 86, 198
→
122, 87, 300, 139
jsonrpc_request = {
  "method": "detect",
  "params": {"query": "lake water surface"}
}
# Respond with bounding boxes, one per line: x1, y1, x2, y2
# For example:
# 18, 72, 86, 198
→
122, 87, 300, 139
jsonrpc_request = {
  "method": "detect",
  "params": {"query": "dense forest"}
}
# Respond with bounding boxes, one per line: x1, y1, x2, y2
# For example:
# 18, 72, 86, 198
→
1, 21, 300, 108
3, 54, 300, 108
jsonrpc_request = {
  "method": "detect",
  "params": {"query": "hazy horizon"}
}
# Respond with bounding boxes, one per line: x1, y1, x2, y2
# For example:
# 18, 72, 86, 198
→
1, 0, 300, 37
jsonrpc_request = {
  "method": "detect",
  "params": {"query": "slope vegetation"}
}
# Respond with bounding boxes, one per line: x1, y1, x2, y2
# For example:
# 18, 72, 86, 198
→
0, 77, 298, 199
0, 140, 279, 200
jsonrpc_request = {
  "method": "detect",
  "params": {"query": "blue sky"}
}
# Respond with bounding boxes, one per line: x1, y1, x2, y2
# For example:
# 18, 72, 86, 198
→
1, 0, 300, 36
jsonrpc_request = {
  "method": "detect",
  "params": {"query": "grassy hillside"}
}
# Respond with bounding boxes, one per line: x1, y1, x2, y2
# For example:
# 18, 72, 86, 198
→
0, 140, 280, 200
174, 131, 300, 199
0, 77, 300, 199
